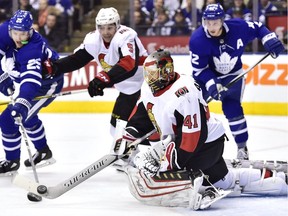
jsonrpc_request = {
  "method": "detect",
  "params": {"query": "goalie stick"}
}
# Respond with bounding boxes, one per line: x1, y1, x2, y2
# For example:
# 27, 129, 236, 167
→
206, 52, 270, 103
12, 129, 156, 199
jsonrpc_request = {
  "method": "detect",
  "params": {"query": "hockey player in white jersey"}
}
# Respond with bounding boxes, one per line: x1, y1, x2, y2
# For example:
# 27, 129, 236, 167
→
189, 3, 284, 160
115, 49, 287, 210
43, 8, 148, 167
45, 7, 147, 130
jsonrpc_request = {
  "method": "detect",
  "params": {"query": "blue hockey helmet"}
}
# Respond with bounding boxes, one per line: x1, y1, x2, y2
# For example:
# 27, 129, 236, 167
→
9, 10, 33, 31
202, 3, 225, 20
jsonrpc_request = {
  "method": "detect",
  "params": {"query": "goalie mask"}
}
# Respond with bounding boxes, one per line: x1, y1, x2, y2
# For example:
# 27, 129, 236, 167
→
95, 7, 120, 29
143, 49, 175, 94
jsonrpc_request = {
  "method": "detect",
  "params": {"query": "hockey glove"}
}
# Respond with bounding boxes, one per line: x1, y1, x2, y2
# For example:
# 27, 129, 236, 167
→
206, 78, 228, 101
42, 59, 57, 79
0, 72, 15, 96
263, 33, 284, 59
159, 141, 181, 172
134, 135, 172, 177
88, 71, 110, 97
11, 98, 31, 123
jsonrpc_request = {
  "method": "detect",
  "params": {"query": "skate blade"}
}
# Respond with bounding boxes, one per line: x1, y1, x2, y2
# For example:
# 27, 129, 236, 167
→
25, 158, 56, 170
0, 170, 18, 177
200, 190, 232, 210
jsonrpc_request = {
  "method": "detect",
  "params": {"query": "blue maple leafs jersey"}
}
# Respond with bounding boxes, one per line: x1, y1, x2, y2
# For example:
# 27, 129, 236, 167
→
189, 19, 271, 84
4, 29, 60, 101
0, 21, 15, 74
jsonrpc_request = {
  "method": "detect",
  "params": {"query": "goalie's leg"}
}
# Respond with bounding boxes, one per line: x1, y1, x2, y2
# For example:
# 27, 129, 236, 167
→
213, 166, 288, 196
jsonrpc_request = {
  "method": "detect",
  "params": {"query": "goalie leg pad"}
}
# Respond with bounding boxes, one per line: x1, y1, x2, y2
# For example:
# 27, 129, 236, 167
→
125, 165, 192, 207
214, 167, 288, 196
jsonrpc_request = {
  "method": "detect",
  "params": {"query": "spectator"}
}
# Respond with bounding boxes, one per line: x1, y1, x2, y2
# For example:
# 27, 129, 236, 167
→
148, 0, 166, 23
122, 0, 151, 27
0, 0, 12, 18
147, 9, 174, 36
259, 0, 279, 24
170, 9, 192, 36
48, 0, 74, 17
39, 13, 66, 52
37, 0, 52, 27
225, 0, 252, 21
134, 10, 150, 36
181, 0, 202, 28
19, 0, 39, 21
30, 0, 39, 10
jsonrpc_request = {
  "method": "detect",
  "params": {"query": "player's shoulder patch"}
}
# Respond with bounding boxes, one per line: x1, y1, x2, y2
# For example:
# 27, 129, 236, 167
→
175, 86, 189, 97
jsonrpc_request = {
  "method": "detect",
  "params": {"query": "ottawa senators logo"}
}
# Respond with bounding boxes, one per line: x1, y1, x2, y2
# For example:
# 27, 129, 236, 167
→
175, 86, 189, 97
146, 102, 161, 135
98, 53, 112, 72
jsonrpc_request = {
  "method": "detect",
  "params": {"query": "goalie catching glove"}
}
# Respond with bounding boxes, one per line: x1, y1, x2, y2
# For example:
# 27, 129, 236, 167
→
134, 135, 180, 177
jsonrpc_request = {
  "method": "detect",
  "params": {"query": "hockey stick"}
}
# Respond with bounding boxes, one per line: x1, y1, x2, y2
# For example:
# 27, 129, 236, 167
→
206, 52, 270, 103
8, 90, 42, 202
0, 89, 87, 106
12, 129, 156, 199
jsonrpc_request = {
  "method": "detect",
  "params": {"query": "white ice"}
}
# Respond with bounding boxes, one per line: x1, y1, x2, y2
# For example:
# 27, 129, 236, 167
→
1, 113, 287, 216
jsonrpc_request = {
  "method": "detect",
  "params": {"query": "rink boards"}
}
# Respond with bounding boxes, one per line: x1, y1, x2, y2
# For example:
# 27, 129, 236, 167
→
0, 54, 287, 115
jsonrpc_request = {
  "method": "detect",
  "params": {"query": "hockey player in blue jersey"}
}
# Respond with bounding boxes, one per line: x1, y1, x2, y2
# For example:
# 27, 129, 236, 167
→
189, 3, 284, 160
0, 10, 64, 175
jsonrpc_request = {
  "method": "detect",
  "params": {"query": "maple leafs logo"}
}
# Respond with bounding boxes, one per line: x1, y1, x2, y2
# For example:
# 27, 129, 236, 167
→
213, 52, 238, 75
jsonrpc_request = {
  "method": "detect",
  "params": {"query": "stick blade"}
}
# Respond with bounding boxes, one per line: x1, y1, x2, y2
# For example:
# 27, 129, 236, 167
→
12, 173, 41, 195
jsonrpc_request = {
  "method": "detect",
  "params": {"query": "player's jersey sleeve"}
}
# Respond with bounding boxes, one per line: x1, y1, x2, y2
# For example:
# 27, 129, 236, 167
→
241, 20, 273, 42
0, 21, 15, 75
189, 28, 218, 84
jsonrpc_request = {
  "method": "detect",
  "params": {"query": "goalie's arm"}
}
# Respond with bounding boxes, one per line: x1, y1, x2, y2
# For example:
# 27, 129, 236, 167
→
127, 101, 156, 137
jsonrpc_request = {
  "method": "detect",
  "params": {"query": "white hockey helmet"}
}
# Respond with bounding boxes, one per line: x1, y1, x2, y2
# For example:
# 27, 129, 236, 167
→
95, 7, 120, 29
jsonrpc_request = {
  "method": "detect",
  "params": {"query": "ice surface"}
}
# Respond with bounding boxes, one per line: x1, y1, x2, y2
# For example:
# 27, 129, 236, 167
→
1, 113, 287, 216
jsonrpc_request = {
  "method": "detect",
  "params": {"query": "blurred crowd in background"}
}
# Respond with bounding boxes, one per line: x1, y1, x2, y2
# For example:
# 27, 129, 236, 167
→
0, 0, 287, 53
0, 0, 101, 52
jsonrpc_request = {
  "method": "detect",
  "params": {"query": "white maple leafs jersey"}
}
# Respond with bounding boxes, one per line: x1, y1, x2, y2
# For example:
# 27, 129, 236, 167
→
189, 19, 272, 83
78, 25, 148, 95
139, 73, 225, 153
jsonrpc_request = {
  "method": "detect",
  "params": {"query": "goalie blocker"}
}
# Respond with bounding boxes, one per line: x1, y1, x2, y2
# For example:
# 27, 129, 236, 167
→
125, 161, 287, 210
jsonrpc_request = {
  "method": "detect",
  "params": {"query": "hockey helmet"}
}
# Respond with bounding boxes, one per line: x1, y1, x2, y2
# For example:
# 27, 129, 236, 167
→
95, 7, 120, 29
143, 49, 175, 94
202, 3, 225, 20
9, 10, 33, 32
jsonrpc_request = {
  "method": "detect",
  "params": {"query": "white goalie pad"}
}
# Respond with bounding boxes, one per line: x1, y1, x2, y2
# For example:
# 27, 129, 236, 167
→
125, 166, 231, 210
243, 176, 288, 196
215, 167, 288, 196
125, 165, 192, 207
225, 159, 288, 172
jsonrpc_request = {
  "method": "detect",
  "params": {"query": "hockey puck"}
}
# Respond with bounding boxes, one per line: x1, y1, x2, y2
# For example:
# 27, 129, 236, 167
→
27, 192, 42, 202
37, 185, 48, 194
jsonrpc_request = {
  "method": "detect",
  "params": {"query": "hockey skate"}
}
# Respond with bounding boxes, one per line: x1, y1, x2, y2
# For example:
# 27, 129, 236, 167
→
24, 146, 56, 169
237, 146, 249, 160
199, 187, 232, 210
0, 159, 20, 176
